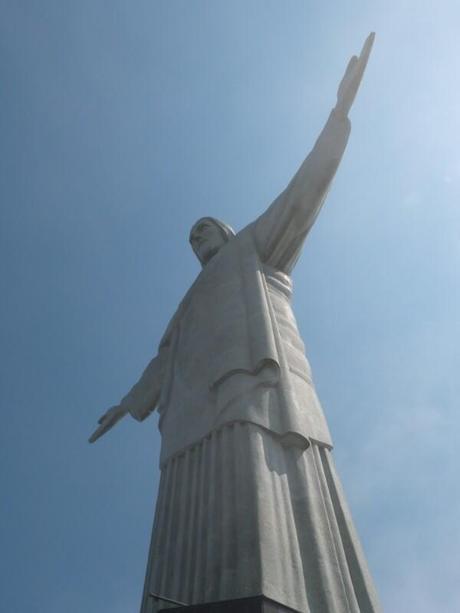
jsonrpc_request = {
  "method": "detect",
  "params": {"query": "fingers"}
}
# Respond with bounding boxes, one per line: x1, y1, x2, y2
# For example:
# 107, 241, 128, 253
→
98, 409, 110, 424
341, 32, 375, 114
345, 55, 358, 76
360, 32, 375, 62
97, 405, 119, 424
89, 422, 112, 443
337, 55, 358, 103
357, 32, 375, 78
89, 407, 125, 443
339, 55, 358, 90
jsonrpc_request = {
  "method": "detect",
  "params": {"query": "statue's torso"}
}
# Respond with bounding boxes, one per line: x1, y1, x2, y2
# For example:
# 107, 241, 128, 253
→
157, 232, 332, 465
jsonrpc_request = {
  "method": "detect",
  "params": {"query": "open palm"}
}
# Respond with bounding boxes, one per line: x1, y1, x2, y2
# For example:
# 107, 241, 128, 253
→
336, 32, 375, 118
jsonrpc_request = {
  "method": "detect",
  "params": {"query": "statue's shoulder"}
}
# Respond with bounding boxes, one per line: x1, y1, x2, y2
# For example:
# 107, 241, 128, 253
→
229, 221, 257, 254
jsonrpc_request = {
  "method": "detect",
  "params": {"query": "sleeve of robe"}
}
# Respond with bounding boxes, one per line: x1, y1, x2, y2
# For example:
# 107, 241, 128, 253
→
253, 109, 351, 273
120, 353, 164, 422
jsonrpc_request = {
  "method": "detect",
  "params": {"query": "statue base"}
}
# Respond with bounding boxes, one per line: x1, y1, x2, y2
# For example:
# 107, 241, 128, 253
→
158, 595, 301, 613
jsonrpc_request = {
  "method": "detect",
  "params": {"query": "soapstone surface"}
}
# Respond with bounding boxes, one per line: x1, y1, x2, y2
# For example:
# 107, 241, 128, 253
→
90, 33, 381, 613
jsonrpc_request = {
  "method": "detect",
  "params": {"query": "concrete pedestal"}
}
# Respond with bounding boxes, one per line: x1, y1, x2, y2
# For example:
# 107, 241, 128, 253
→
158, 595, 301, 613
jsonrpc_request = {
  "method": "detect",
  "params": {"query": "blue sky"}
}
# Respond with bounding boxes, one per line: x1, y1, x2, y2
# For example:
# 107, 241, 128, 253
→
1, 1, 459, 612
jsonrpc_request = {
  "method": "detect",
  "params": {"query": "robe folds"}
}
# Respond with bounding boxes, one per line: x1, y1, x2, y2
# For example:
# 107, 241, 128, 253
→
154, 224, 332, 465
120, 109, 381, 612
140, 425, 381, 613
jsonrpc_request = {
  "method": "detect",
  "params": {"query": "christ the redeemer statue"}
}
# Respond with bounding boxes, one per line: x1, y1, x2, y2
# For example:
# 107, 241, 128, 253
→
90, 34, 381, 613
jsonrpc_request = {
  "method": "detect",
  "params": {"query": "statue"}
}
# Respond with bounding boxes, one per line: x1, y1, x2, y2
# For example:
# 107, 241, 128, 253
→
90, 33, 381, 613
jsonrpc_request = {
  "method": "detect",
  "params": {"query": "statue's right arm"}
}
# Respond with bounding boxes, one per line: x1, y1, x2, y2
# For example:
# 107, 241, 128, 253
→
120, 352, 164, 422
89, 351, 165, 443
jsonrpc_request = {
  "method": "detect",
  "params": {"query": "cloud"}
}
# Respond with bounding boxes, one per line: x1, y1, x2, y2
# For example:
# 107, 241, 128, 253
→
335, 313, 460, 612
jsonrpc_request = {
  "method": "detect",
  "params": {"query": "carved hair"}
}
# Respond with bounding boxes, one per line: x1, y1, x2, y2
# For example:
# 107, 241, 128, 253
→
189, 217, 236, 244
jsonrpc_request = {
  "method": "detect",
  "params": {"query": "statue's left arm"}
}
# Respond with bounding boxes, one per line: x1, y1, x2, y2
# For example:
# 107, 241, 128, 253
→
254, 33, 374, 272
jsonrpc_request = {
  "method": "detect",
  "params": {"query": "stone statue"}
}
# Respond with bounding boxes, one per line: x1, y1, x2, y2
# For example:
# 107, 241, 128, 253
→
90, 33, 381, 613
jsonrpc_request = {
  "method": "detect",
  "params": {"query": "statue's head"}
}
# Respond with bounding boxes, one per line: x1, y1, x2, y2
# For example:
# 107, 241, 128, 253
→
189, 217, 235, 265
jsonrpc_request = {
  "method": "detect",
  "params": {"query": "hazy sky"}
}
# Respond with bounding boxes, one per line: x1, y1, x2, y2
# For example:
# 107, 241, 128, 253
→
1, 2, 460, 612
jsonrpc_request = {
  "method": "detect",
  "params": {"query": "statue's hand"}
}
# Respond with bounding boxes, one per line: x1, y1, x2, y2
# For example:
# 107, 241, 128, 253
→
88, 404, 128, 443
335, 32, 375, 118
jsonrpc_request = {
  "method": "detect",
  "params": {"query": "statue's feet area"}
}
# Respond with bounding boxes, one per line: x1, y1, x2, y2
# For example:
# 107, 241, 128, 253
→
159, 594, 301, 612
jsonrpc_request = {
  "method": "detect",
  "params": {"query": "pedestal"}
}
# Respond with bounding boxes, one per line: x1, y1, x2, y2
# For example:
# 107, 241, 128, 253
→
158, 595, 301, 613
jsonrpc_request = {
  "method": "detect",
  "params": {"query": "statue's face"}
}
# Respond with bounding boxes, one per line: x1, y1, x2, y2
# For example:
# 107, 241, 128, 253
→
190, 219, 227, 265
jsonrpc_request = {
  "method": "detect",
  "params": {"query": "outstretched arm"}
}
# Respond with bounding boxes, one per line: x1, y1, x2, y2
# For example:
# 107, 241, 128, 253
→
254, 33, 374, 272
89, 353, 164, 443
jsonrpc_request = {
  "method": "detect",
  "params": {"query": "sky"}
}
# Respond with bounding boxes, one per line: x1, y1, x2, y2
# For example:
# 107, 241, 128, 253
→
1, 1, 460, 612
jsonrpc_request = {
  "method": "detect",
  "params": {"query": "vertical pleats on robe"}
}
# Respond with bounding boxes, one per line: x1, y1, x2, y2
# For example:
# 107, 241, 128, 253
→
140, 423, 380, 613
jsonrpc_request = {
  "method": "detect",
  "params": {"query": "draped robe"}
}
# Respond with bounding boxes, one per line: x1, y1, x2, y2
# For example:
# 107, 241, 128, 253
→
119, 110, 381, 613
